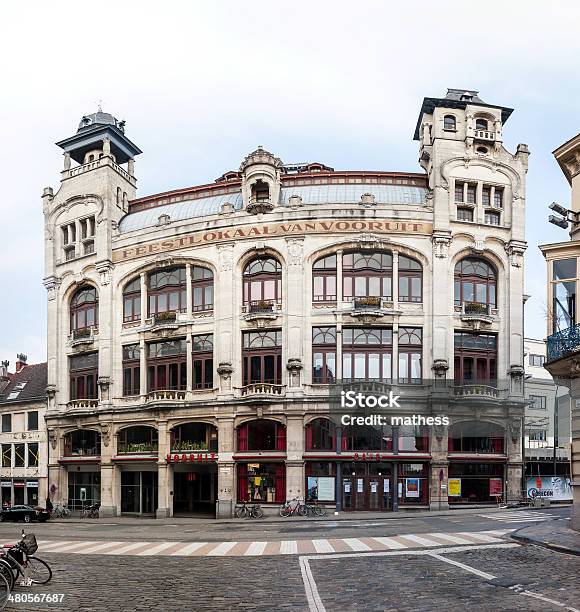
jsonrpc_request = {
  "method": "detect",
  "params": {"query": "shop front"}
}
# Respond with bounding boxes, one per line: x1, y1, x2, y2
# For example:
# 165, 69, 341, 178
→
1, 480, 39, 507
67, 468, 101, 510
169, 453, 218, 515
341, 462, 393, 511
120, 469, 158, 514
448, 462, 505, 504
237, 463, 285, 504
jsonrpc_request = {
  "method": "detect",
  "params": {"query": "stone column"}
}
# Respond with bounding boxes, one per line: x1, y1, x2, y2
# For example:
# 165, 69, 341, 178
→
157, 421, 171, 518
286, 416, 304, 501
100, 423, 118, 517
568, 379, 580, 530
139, 338, 147, 400
217, 418, 235, 518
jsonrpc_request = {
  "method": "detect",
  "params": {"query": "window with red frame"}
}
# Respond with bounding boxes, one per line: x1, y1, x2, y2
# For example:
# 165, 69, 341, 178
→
306, 419, 335, 451
312, 326, 336, 384
192, 334, 213, 389
342, 327, 392, 382
398, 256, 422, 303
398, 327, 422, 384
343, 251, 392, 302
192, 265, 214, 312
147, 339, 187, 392
123, 278, 141, 322
242, 330, 282, 385
312, 254, 337, 302
148, 267, 187, 315
122, 344, 140, 396
341, 424, 393, 451
237, 420, 286, 451
243, 256, 282, 305
448, 421, 505, 454
70, 286, 98, 331
69, 352, 98, 400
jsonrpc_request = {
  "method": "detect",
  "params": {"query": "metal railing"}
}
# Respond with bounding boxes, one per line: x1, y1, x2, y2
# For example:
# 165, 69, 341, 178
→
462, 301, 491, 316
546, 323, 580, 362
353, 296, 382, 310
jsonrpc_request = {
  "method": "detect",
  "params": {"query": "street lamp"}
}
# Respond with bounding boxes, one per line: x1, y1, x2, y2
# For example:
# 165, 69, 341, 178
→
548, 202, 579, 229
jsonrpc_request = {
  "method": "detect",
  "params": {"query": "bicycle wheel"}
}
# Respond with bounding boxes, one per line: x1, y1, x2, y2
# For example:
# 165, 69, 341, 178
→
252, 506, 264, 519
26, 557, 52, 585
234, 506, 247, 519
279, 505, 291, 517
0, 571, 9, 610
315, 505, 327, 517
297, 504, 308, 517
0, 558, 15, 592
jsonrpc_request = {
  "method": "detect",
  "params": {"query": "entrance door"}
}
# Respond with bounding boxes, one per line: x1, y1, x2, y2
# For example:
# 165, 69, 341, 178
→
173, 464, 217, 515
342, 475, 392, 511
121, 471, 158, 514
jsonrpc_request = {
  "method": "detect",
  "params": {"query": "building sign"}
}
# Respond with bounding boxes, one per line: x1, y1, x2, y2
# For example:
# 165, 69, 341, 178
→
0, 481, 11, 488
113, 219, 434, 263
526, 476, 572, 501
26, 481, 39, 488
448, 478, 461, 497
489, 478, 503, 497
166, 452, 218, 463
307, 476, 335, 502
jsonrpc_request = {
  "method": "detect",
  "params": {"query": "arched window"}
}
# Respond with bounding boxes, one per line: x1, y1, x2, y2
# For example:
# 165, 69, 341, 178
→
312, 326, 336, 384
454, 257, 497, 307
64, 429, 101, 456
398, 256, 422, 303
448, 421, 505, 454
306, 419, 335, 451
243, 256, 282, 305
342, 327, 392, 381
398, 327, 423, 384
148, 267, 186, 315
343, 251, 392, 303
238, 420, 286, 451
312, 254, 337, 302
171, 423, 218, 452
147, 339, 187, 392
342, 424, 393, 451
251, 180, 270, 203
443, 115, 456, 131
118, 426, 158, 454
192, 265, 214, 312
70, 286, 98, 332
123, 278, 141, 322
242, 330, 282, 385
475, 118, 489, 131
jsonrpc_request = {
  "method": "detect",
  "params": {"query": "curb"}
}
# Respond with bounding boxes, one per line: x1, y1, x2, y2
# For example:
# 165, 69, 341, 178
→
511, 530, 580, 557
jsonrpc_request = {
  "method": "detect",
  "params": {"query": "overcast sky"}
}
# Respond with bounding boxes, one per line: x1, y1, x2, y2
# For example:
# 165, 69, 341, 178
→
1, 1, 579, 365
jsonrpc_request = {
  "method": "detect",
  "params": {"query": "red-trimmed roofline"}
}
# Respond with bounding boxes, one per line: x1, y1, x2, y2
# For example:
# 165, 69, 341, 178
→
128, 170, 427, 213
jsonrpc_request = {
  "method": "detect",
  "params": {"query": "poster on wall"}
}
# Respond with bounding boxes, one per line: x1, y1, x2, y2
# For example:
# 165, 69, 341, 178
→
307, 477, 318, 501
384, 479, 390, 493
317, 477, 335, 501
526, 476, 572, 501
405, 478, 420, 498
344, 482, 351, 493
448, 479, 461, 497
489, 478, 503, 497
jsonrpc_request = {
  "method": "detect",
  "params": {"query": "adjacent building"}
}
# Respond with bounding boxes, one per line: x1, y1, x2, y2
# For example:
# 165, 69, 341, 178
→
0, 356, 48, 507
43, 90, 529, 518
541, 132, 580, 530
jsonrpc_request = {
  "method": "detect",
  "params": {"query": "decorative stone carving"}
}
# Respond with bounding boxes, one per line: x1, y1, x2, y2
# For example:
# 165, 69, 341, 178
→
98, 376, 111, 402
286, 358, 303, 389
507, 418, 522, 444
432, 233, 452, 258
288, 195, 303, 208
433, 424, 446, 441
218, 243, 234, 272
286, 238, 304, 266
46, 384, 57, 409
220, 202, 235, 215
43, 276, 61, 301
157, 213, 171, 225
359, 193, 376, 207
471, 240, 485, 254
356, 233, 387, 250
217, 362, 234, 392
506, 240, 527, 267
431, 359, 449, 378
96, 260, 114, 285
101, 423, 112, 447
48, 428, 58, 450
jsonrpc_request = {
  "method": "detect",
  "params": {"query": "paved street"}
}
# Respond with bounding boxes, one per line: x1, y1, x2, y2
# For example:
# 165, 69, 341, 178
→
0, 507, 577, 612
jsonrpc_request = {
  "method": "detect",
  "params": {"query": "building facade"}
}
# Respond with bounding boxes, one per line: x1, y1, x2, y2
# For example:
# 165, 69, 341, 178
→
524, 338, 571, 497
43, 91, 529, 518
0, 356, 48, 507
541, 131, 580, 530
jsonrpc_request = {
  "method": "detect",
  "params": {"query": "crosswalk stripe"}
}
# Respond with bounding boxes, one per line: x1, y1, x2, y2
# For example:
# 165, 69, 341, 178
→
343, 538, 371, 551
371, 537, 407, 549
38, 541, 77, 551
464, 532, 502, 543
312, 539, 334, 554
170, 542, 209, 556
78, 541, 125, 554
426, 533, 475, 545
104, 542, 152, 555
41, 541, 99, 553
244, 542, 267, 556
397, 534, 442, 547
279, 540, 298, 555
207, 541, 237, 556
137, 542, 177, 556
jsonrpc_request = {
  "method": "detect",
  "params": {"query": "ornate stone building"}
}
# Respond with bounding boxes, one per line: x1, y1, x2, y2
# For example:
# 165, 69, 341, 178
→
43, 90, 529, 518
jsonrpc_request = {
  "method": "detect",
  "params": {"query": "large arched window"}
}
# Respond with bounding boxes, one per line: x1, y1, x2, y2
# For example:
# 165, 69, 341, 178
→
170, 423, 218, 452
70, 286, 98, 332
118, 426, 158, 454
148, 267, 186, 315
398, 255, 422, 303
64, 429, 101, 456
123, 278, 141, 322
306, 419, 335, 451
313, 254, 337, 302
237, 419, 286, 451
454, 257, 497, 307
243, 256, 282, 306
192, 265, 214, 312
448, 421, 505, 454
342, 424, 393, 451
343, 251, 392, 303
242, 330, 282, 385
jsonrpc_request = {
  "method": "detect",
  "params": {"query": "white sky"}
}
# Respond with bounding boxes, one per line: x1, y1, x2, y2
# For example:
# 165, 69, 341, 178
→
1, 0, 579, 364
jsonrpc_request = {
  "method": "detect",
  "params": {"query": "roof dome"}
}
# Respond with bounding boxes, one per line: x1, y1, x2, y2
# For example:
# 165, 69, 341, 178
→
77, 111, 125, 133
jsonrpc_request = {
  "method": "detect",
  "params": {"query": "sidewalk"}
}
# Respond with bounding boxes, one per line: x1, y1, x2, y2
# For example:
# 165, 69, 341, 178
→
52, 504, 557, 527
511, 519, 580, 556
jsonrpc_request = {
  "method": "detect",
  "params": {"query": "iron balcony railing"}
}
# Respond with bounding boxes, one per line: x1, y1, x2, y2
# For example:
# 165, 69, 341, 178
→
546, 323, 580, 362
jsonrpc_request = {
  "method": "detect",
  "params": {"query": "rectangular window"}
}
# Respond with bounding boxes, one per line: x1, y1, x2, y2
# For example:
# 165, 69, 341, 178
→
147, 339, 187, 392
398, 327, 423, 384
553, 280, 576, 332
27, 411, 38, 431
455, 182, 464, 202
27, 443, 39, 468
493, 188, 503, 209
457, 208, 474, 222
485, 211, 501, 226
14, 444, 25, 468
242, 330, 282, 386
1, 445, 11, 468
342, 328, 392, 382
529, 430, 547, 442
192, 334, 214, 389
482, 186, 491, 207
466, 184, 476, 204
69, 352, 99, 400
312, 327, 337, 384
1, 415, 11, 433
529, 395, 546, 410
529, 354, 545, 367
122, 344, 141, 396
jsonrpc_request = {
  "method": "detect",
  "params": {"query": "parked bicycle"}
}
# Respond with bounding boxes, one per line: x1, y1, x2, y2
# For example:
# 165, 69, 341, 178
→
80, 503, 100, 519
304, 501, 328, 517
52, 503, 71, 519
234, 502, 264, 519
0, 531, 52, 587
279, 498, 307, 517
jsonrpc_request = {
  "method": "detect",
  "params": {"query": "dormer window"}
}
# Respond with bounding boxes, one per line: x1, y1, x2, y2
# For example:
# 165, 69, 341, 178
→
252, 180, 270, 203
475, 118, 489, 131
443, 115, 456, 131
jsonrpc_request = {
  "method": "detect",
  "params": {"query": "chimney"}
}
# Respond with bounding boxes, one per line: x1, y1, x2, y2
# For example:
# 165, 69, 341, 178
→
0, 361, 9, 379
15, 354, 27, 373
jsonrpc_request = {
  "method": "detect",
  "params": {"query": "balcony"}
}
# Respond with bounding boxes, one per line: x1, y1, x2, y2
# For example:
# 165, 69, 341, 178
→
460, 301, 493, 328
451, 385, 505, 400
350, 297, 388, 322
243, 300, 279, 325
69, 326, 97, 347
67, 398, 99, 410
474, 129, 495, 141
546, 323, 580, 364
239, 383, 285, 397
246, 198, 274, 215
150, 311, 181, 333
146, 390, 187, 402
117, 442, 158, 454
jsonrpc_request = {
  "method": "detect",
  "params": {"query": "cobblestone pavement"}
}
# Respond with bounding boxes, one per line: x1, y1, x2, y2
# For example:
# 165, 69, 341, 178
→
3, 541, 579, 612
